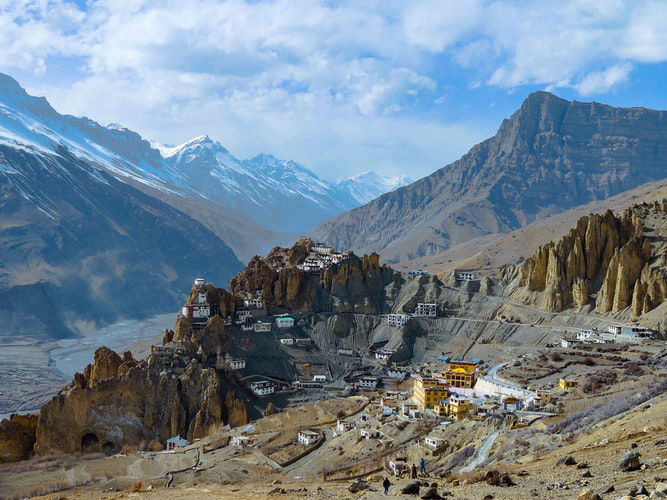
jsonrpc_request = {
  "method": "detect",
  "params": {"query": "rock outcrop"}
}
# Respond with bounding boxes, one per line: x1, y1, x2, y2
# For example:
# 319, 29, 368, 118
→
0, 414, 38, 463
506, 201, 667, 323
32, 315, 248, 457
229, 241, 401, 314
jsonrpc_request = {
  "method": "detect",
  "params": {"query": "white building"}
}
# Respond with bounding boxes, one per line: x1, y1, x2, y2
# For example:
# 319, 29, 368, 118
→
313, 374, 327, 382
424, 436, 445, 450
386, 314, 410, 327
276, 317, 295, 328
456, 270, 476, 281
253, 321, 272, 332
295, 338, 312, 347
182, 303, 210, 322
250, 380, 275, 396
194, 278, 206, 287
197, 292, 207, 304
415, 303, 437, 317
280, 338, 294, 345
244, 298, 263, 309
297, 430, 321, 445
336, 420, 355, 433
360, 429, 379, 439
375, 349, 394, 360
227, 358, 246, 370
577, 329, 594, 340
387, 369, 407, 381
338, 348, 354, 356
356, 376, 378, 389
241, 323, 253, 331
312, 243, 334, 255
237, 310, 252, 322
608, 325, 654, 338
561, 338, 583, 348
231, 436, 252, 447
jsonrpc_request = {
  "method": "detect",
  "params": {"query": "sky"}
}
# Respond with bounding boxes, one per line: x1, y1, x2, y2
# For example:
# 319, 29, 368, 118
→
1, 0, 667, 182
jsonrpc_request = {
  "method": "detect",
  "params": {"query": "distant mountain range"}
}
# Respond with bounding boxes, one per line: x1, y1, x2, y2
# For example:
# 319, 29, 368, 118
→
312, 91, 667, 263
0, 72, 409, 337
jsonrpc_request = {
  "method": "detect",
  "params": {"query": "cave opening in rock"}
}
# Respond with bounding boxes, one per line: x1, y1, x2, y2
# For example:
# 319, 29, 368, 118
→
81, 432, 99, 452
102, 441, 116, 456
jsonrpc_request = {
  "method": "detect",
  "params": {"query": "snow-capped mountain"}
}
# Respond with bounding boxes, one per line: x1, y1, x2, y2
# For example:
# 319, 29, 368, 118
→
0, 72, 410, 236
335, 171, 413, 205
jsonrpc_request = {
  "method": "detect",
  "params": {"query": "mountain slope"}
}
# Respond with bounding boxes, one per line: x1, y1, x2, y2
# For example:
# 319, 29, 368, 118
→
0, 142, 242, 338
311, 92, 667, 262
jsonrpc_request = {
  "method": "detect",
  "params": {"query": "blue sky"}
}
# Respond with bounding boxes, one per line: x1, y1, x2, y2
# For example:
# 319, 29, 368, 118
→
1, 0, 667, 181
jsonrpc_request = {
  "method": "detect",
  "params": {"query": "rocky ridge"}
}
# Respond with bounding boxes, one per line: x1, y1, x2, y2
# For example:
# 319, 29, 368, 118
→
505, 199, 667, 330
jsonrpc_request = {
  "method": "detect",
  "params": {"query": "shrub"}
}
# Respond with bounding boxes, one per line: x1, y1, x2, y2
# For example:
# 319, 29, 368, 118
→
550, 352, 563, 362
624, 363, 645, 376
639, 352, 650, 361
130, 480, 143, 492
582, 357, 595, 367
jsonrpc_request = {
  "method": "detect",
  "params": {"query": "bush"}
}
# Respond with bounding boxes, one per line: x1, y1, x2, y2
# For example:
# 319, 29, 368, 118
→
550, 352, 563, 362
624, 363, 645, 376
130, 480, 143, 492
639, 352, 650, 361
582, 357, 595, 366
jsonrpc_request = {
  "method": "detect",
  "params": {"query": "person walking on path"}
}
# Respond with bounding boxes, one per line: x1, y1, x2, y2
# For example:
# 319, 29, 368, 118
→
411, 463, 417, 478
383, 477, 391, 495
420, 457, 426, 475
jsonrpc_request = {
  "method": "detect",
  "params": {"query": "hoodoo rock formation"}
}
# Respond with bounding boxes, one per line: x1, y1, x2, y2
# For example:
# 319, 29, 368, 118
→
506, 200, 667, 329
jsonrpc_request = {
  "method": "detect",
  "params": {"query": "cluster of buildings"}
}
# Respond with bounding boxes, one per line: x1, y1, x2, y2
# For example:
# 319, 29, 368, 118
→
296, 241, 350, 272
561, 325, 657, 348
385, 302, 438, 328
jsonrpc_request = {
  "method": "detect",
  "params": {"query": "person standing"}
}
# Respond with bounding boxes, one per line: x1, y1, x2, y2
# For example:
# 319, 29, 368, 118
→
420, 457, 426, 475
383, 476, 391, 495
411, 463, 417, 478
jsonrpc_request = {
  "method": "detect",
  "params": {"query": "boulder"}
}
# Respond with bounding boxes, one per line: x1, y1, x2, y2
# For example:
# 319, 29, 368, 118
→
577, 488, 602, 500
401, 482, 421, 495
348, 479, 370, 493
557, 455, 577, 466
618, 451, 641, 472
420, 487, 442, 499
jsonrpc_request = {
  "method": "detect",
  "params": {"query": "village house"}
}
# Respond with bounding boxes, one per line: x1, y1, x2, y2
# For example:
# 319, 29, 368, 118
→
244, 298, 263, 309
424, 435, 446, 450
607, 324, 654, 338
231, 436, 253, 447
337, 348, 354, 356
241, 323, 253, 331
253, 321, 272, 332
182, 303, 210, 323
312, 243, 334, 255
375, 348, 394, 360
360, 429, 380, 439
455, 270, 477, 281
444, 361, 477, 388
194, 278, 206, 288
276, 317, 295, 328
401, 402, 418, 416
250, 380, 275, 396
389, 459, 410, 476
559, 378, 577, 390
166, 434, 190, 450
313, 374, 327, 382
407, 269, 427, 276
414, 303, 437, 317
386, 313, 411, 327
280, 338, 294, 345
577, 329, 594, 340
358, 413, 371, 426
295, 338, 312, 347
226, 357, 246, 370
356, 376, 378, 389
297, 430, 321, 445
387, 368, 407, 381
413, 374, 449, 409
447, 395, 476, 419
336, 420, 355, 434
561, 337, 583, 348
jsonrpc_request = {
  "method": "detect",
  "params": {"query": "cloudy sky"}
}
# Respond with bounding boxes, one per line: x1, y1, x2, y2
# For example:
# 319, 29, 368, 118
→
1, 0, 666, 181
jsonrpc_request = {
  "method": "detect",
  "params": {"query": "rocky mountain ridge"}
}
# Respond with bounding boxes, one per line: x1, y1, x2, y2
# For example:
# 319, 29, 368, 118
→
505, 199, 667, 331
312, 92, 667, 264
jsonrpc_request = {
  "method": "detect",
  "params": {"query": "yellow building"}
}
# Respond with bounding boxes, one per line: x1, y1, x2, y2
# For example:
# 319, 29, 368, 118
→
559, 378, 577, 390
444, 361, 477, 388
413, 375, 449, 409
448, 396, 476, 419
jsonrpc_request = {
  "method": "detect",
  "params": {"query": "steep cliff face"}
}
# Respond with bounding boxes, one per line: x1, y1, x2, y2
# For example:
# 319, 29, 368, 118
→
506, 200, 667, 325
229, 241, 401, 313
33, 315, 248, 457
0, 414, 37, 463
312, 92, 667, 263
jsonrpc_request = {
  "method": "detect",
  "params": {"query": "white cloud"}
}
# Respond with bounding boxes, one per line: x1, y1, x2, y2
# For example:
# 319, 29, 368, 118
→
575, 63, 633, 96
0, 0, 666, 180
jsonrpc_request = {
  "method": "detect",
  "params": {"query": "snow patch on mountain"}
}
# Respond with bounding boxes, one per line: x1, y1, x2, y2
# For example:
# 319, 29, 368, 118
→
335, 171, 413, 205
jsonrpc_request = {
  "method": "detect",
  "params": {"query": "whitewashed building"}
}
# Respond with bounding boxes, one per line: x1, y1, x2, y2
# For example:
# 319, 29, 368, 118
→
232, 436, 252, 447
338, 348, 354, 356
280, 338, 294, 345
253, 321, 272, 332
386, 314, 410, 327
313, 374, 327, 382
456, 270, 476, 281
297, 430, 321, 445
276, 317, 295, 328
244, 298, 263, 309
375, 349, 394, 360
312, 243, 334, 255
424, 436, 445, 449
336, 420, 355, 433
182, 303, 210, 322
250, 380, 275, 396
356, 376, 378, 389
415, 303, 437, 317
227, 358, 246, 370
